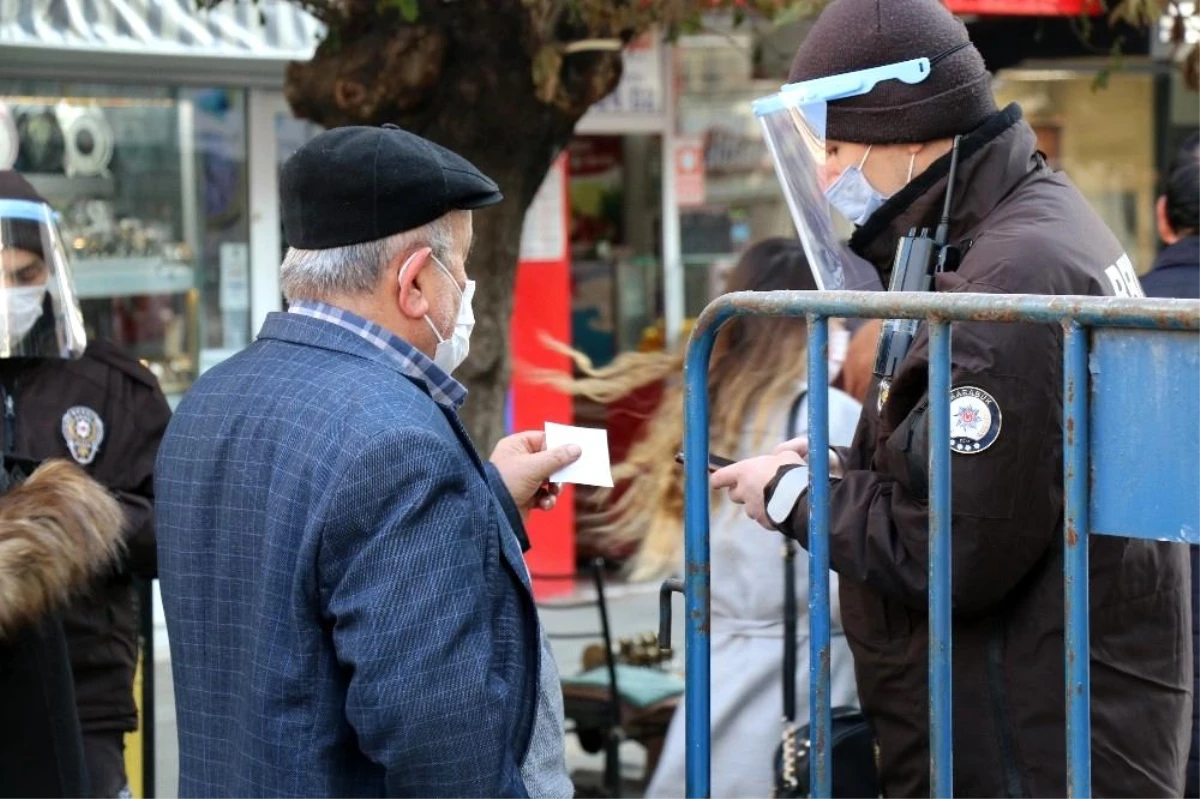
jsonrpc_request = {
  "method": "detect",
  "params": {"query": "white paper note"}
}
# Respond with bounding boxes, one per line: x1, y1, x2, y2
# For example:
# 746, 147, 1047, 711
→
544, 422, 614, 488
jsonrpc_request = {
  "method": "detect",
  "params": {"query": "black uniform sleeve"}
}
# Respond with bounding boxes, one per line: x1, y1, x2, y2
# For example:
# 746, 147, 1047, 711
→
106, 373, 171, 580
781, 283, 1063, 617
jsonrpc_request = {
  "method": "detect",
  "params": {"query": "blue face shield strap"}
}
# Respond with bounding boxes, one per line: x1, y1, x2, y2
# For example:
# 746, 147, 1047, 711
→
765, 41, 974, 112
0, 198, 53, 223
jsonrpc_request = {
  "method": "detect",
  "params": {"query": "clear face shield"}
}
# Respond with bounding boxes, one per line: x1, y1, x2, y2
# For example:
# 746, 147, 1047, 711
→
752, 58, 936, 290
0, 198, 87, 359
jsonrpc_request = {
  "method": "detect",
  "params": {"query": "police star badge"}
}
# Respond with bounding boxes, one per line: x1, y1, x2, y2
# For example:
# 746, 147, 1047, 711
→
948, 386, 1001, 455
62, 406, 105, 465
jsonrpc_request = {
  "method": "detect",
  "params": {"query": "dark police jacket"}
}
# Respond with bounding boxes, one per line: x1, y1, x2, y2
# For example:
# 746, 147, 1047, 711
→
0, 337, 170, 735
777, 105, 1191, 797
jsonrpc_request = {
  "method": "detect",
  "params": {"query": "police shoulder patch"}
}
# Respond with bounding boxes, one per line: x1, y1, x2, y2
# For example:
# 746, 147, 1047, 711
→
62, 406, 105, 465
948, 386, 1001, 455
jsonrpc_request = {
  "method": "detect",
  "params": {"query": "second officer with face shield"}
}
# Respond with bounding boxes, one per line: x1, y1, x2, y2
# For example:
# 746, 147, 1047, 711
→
0, 170, 172, 798
712, 0, 1191, 796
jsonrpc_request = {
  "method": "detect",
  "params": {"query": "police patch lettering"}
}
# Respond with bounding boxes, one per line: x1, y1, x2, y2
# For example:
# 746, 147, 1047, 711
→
948, 386, 1001, 455
62, 406, 105, 465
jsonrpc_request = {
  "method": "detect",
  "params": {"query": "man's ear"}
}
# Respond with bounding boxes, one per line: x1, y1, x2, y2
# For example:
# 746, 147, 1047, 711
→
395, 247, 434, 321
1156, 195, 1178, 245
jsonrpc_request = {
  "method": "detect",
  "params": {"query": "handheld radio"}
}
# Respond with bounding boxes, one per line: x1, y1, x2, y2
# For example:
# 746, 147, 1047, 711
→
872, 135, 963, 410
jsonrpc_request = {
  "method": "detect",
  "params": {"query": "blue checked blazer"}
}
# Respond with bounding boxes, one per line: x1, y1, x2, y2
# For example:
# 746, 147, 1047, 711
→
156, 312, 540, 798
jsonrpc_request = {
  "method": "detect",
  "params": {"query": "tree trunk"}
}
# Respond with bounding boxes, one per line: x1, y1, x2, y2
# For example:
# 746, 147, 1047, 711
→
281, 1, 621, 450
450, 156, 550, 451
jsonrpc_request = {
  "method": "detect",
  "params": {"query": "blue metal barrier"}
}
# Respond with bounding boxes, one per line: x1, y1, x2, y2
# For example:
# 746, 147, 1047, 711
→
680, 290, 1200, 799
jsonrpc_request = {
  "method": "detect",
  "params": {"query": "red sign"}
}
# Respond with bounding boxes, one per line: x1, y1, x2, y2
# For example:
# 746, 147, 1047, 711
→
511, 154, 575, 600
944, 0, 1102, 15
674, 136, 707, 208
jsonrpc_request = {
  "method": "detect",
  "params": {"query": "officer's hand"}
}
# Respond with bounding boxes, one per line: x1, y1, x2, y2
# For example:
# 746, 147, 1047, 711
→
490, 431, 581, 514
773, 437, 846, 479
711, 452, 802, 530
774, 437, 810, 460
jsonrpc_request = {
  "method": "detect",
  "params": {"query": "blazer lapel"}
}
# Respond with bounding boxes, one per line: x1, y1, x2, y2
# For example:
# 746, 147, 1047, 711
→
438, 407, 532, 590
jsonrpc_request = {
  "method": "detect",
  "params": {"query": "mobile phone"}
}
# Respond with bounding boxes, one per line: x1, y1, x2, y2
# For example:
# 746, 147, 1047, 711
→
674, 450, 736, 473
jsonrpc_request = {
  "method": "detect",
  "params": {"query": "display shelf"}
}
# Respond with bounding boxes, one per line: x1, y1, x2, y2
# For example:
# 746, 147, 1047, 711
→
21, 172, 116, 200
71, 256, 195, 299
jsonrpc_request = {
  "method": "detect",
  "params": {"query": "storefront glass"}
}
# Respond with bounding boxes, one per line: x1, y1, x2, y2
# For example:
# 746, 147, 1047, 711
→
0, 81, 250, 400
993, 68, 1159, 273
568, 134, 666, 366
675, 31, 858, 307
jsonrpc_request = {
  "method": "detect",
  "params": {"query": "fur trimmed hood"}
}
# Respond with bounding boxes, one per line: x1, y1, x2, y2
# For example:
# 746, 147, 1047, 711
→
0, 459, 125, 637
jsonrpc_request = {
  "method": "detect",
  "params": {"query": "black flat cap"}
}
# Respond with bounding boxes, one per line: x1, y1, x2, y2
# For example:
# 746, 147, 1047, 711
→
281, 124, 503, 250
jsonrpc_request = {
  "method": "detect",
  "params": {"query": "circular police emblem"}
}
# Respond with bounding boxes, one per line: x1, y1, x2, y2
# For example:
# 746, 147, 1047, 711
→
61, 406, 105, 465
949, 386, 1001, 455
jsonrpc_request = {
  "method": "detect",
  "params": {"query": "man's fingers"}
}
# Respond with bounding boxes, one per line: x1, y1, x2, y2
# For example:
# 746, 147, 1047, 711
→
527, 444, 581, 482
509, 430, 546, 452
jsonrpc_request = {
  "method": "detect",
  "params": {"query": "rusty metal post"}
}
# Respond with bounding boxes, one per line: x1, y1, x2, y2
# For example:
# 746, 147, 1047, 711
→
927, 320, 954, 797
683, 311, 722, 798
806, 315, 832, 799
1063, 322, 1092, 798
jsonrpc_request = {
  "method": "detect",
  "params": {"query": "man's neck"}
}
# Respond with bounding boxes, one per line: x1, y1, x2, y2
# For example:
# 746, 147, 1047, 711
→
304, 294, 433, 357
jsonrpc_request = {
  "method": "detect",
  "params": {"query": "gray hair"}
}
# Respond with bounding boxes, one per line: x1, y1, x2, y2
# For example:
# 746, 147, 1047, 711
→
280, 214, 457, 303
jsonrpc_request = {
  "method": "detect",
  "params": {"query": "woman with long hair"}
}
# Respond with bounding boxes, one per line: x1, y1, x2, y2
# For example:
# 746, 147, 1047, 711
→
535, 237, 861, 798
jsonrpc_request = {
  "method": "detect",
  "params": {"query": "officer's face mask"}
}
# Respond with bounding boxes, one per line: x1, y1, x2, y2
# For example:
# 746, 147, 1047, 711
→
5, 284, 46, 349
400, 252, 474, 375
824, 146, 916, 227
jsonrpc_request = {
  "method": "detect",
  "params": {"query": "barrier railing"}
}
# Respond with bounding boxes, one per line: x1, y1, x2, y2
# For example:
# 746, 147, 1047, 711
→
675, 290, 1200, 799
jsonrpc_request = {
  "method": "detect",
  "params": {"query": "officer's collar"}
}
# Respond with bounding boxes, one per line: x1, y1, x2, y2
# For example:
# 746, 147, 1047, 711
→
849, 103, 1033, 284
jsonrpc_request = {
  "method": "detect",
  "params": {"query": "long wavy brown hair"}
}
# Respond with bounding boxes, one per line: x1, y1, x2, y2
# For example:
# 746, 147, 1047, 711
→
532, 238, 824, 581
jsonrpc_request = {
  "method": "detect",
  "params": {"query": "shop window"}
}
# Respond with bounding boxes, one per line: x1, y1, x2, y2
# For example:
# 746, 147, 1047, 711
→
0, 82, 251, 400
994, 70, 1158, 273
569, 134, 667, 366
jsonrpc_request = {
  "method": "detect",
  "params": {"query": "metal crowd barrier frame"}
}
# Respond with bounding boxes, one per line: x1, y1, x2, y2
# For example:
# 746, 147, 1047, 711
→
680, 290, 1200, 799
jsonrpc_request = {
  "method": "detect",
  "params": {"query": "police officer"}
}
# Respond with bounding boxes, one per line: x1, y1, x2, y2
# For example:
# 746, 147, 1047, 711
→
0, 171, 171, 797
712, 1, 1191, 796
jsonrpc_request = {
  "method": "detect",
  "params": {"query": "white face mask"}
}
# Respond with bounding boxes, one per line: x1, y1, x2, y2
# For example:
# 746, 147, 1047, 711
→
824, 145, 887, 227
5, 285, 46, 349
400, 253, 474, 375
824, 147, 916, 227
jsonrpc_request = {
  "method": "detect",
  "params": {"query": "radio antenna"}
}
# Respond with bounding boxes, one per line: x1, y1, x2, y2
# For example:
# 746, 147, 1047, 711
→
934, 135, 962, 247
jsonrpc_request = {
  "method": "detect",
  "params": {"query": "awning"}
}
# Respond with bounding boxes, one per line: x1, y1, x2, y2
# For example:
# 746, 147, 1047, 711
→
0, 0, 321, 58
0, 0, 322, 86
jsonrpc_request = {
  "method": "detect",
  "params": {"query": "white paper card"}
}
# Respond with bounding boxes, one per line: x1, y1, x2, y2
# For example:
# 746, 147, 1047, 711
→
544, 422, 614, 488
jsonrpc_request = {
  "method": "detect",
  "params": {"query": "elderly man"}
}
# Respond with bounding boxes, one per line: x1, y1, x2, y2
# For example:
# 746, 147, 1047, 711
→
156, 124, 580, 798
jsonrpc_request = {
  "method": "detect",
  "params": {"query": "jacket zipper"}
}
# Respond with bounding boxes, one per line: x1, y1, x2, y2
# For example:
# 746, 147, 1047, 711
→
2, 377, 15, 453
986, 622, 1025, 798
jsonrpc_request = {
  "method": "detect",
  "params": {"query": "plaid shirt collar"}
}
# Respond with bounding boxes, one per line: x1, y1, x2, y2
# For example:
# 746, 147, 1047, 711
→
288, 300, 467, 410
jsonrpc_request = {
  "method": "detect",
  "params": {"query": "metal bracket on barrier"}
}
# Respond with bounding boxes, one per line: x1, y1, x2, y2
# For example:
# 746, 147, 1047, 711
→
658, 577, 684, 654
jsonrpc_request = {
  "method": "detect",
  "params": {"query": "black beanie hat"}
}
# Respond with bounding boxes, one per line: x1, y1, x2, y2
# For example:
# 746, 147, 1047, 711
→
787, 0, 997, 145
0, 171, 49, 259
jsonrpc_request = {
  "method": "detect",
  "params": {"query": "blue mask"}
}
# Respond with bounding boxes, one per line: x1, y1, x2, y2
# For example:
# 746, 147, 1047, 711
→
824, 145, 887, 227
